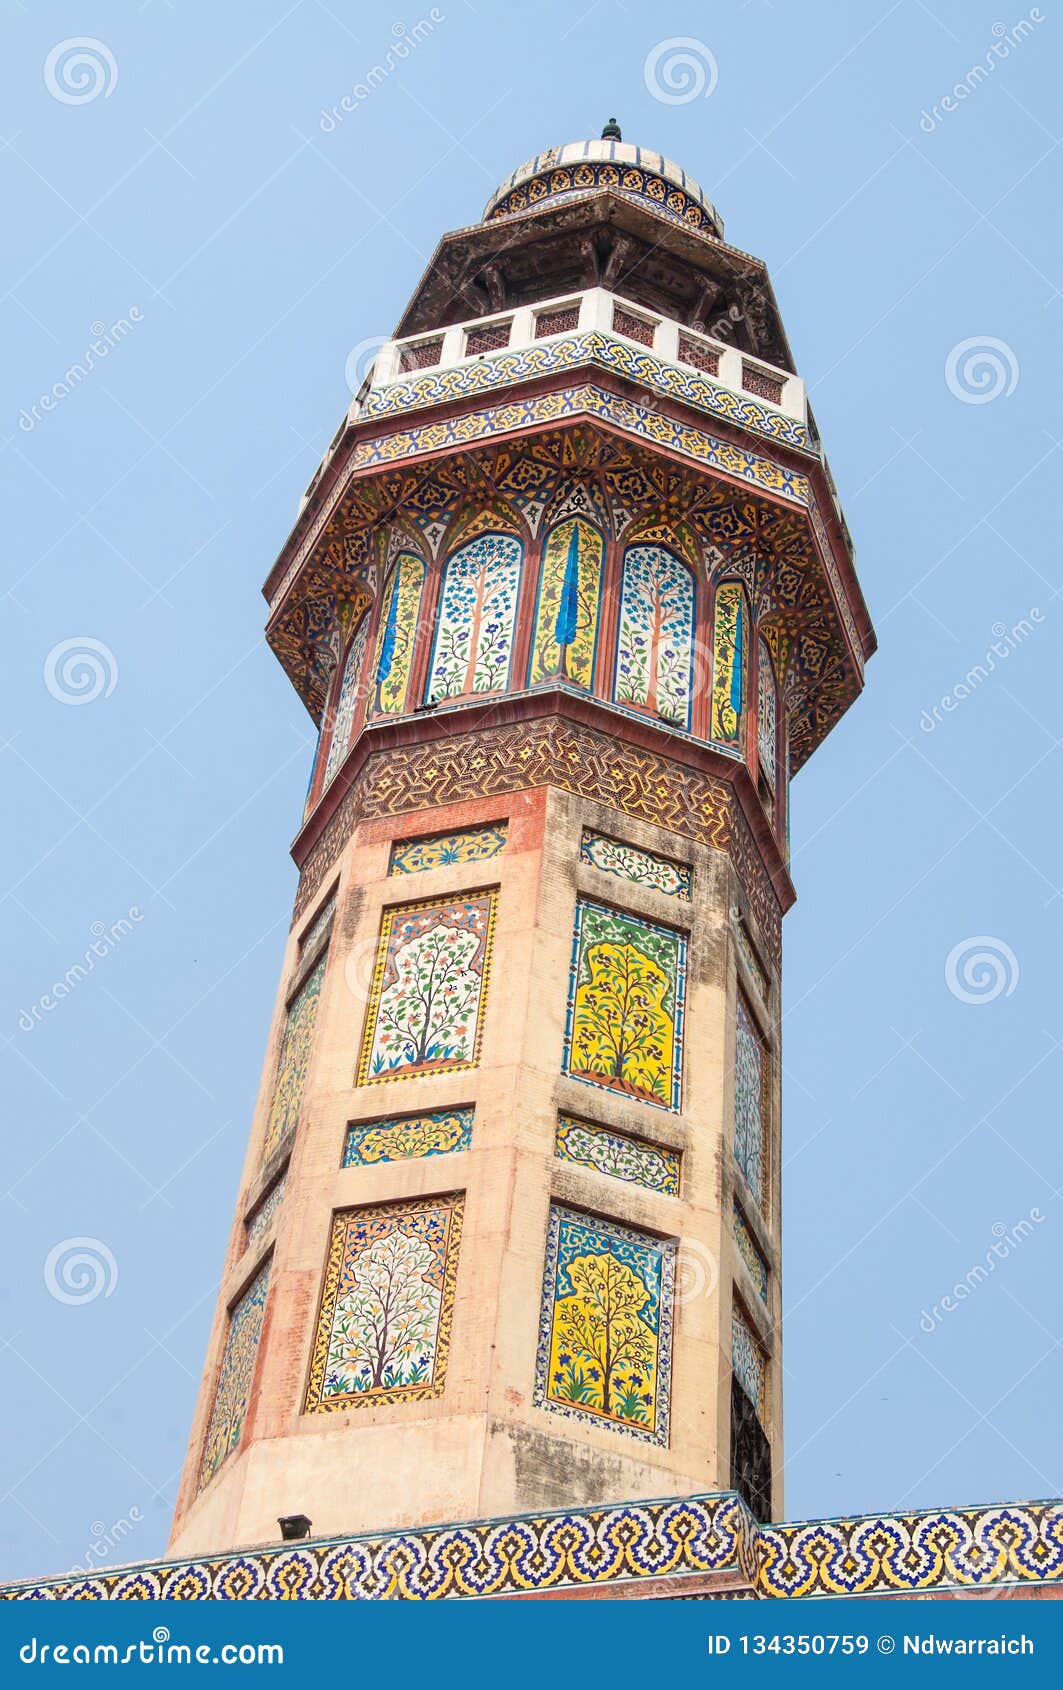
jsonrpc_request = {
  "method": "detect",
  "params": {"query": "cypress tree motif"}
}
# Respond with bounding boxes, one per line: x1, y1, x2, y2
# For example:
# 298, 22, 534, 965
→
730, 594, 744, 719
376, 570, 400, 696
553, 524, 581, 676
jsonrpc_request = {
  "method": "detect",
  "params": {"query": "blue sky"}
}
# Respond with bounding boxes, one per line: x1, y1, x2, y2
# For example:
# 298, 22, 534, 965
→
1, 0, 1061, 1581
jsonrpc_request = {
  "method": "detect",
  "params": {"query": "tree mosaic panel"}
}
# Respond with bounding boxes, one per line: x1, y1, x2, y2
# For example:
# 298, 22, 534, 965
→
305, 1193, 464, 1411
563, 899, 686, 1111
344, 1108, 473, 1166
711, 582, 746, 748
733, 991, 769, 1205
370, 552, 426, 717
757, 638, 777, 790
198, 1261, 271, 1489
322, 611, 372, 790
731, 1303, 767, 1417
534, 1205, 675, 1445
554, 1114, 680, 1196
357, 891, 497, 1085
528, 518, 603, 689
733, 1205, 768, 1304
613, 545, 696, 729
388, 824, 507, 875
579, 830, 692, 900
262, 956, 325, 1164
298, 890, 336, 966
425, 533, 523, 704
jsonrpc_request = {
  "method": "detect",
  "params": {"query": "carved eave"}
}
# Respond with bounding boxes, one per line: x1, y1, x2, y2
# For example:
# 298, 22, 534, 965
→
262, 372, 874, 770
392, 190, 796, 372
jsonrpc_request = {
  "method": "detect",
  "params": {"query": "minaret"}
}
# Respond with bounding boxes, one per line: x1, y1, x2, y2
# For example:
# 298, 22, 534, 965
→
168, 128, 874, 1559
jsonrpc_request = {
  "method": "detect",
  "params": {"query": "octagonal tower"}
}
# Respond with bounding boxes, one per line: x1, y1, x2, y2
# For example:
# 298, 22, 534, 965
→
169, 130, 875, 1560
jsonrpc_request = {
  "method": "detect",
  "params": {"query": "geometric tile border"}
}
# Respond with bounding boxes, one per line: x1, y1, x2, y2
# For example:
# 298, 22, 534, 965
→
5, 1493, 1062, 1601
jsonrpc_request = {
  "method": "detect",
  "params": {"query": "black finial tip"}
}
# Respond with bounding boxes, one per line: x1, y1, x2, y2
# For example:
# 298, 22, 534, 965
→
601, 117, 622, 141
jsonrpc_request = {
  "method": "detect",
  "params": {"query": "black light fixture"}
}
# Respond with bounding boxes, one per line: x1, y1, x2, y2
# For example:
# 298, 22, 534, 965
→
601, 117, 622, 141
278, 1514, 312, 1542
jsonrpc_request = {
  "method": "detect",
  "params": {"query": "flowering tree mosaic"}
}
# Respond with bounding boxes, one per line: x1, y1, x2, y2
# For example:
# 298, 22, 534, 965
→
710, 581, 746, 747
371, 552, 425, 717
535, 1206, 675, 1444
426, 533, 523, 703
563, 899, 685, 1111
734, 992, 769, 1205
198, 1261, 271, 1488
757, 637, 777, 790
529, 518, 602, 689
613, 545, 695, 728
357, 891, 496, 1084
262, 956, 325, 1164
306, 1194, 463, 1410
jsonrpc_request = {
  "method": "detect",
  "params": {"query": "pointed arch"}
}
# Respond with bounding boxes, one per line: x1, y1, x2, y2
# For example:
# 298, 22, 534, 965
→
757, 636, 778, 792
322, 607, 372, 788
613, 544, 696, 729
529, 518, 604, 690
370, 550, 426, 718
710, 581, 747, 749
425, 532, 524, 704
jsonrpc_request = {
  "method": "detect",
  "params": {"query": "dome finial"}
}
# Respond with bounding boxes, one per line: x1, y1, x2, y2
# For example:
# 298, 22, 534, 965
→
601, 117, 622, 141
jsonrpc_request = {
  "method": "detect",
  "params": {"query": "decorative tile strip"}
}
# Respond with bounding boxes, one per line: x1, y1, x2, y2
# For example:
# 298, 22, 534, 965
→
555, 1113, 680, 1196
734, 921, 770, 1004
580, 829, 692, 900
360, 333, 811, 453
7, 1495, 1063, 1601
245, 1174, 287, 1249
344, 1108, 473, 1166
389, 824, 507, 875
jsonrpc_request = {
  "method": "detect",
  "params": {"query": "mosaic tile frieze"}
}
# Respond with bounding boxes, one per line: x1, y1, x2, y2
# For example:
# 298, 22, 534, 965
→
535, 1205, 675, 1444
298, 891, 336, 966
734, 921, 770, 1005
614, 545, 696, 729
529, 518, 602, 689
563, 898, 686, 1112
370, 551, 425, 717
426, 533, 523, 704
388, 824, 507, 875
305, 1193, 464, 1411
291, 716, 781, 968
357, 891, 497, 1085
263, 955, 325, 1164
554, 1114, 680, 1196
198, 1262, 270, 1489
11, 1495, 1063, 1601
361, 331, 810, 452
734, 992, 769, 1204
344, 1108, 473, 1166
733, 1207, 768, 1304
580, 830, 692, 900
711, 582, 746, 748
